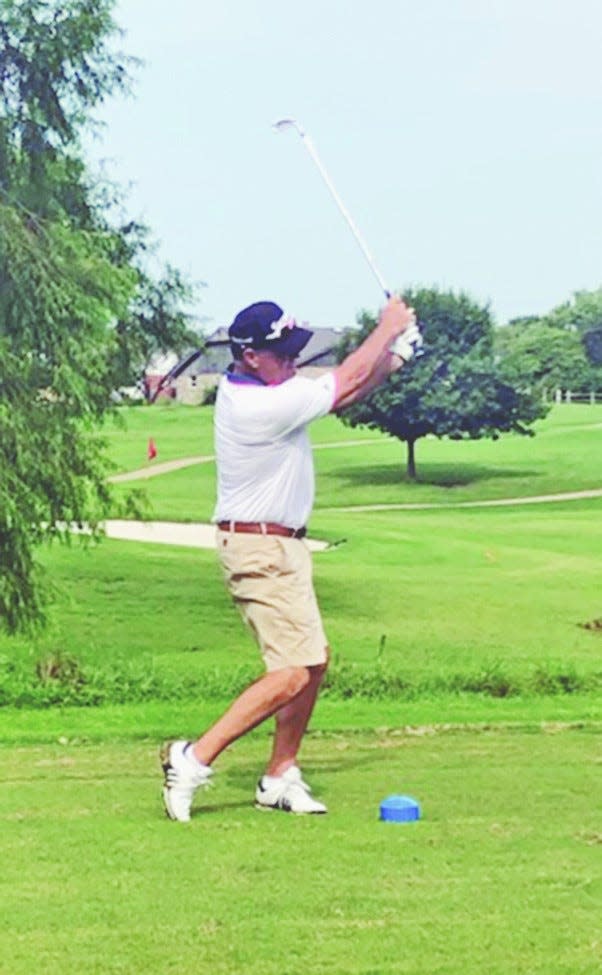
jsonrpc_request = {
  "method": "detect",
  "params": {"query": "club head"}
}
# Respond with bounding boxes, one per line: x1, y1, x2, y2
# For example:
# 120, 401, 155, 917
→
273, 118, 305, 138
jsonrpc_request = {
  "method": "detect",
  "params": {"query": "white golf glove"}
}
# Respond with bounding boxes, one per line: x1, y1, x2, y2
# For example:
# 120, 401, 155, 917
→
390, 323, 424, 362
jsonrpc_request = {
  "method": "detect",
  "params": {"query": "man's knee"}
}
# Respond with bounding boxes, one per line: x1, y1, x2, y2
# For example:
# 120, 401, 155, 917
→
278, 648, 330, 698
281, 665, 312, 698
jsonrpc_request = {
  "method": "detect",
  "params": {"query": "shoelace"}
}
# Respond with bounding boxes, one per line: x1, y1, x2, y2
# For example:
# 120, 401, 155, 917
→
284, 782, 310, 801
283, 769, 312, 792
273, 777, 310, 804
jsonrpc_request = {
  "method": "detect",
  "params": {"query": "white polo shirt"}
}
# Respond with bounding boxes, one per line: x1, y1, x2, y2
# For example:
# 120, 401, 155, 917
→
213, 371, 337, 529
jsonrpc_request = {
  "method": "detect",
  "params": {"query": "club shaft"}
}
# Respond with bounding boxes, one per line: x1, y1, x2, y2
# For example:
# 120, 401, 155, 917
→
300, 133, 391, 298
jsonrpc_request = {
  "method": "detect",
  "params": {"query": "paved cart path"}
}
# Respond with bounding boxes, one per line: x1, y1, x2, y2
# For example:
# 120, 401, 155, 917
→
323, 487, 602, 512
107, 439, 384, 483
108, 455, 215, 483
98, 520, 329, 552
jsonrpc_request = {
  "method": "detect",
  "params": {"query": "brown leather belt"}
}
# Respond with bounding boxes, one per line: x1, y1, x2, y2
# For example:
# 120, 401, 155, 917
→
217, 521, 307, 539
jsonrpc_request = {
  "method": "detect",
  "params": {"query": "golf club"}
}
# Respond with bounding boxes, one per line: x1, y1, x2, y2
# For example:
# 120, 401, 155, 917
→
273, 118, 392, 299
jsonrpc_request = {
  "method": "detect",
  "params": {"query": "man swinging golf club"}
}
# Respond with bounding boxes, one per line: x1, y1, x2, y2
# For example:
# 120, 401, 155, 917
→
161, 295, 422, 821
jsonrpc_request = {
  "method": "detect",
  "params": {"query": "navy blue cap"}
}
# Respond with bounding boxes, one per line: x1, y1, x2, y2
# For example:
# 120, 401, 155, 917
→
229, 301, 313, 359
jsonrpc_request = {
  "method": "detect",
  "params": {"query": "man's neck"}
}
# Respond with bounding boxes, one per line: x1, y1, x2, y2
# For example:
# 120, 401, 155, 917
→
227, 363, 267, 385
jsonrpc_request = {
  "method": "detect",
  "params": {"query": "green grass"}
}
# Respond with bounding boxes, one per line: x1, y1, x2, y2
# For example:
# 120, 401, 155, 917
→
1, 500, 601, 707
2, 403, 602, 974
2, 403, 601, 705
314, 419, 602, 506
2, 727, 601, 975
105, 402, 215, 473
2, 696, 602, 746
111, 458, 218, 521
311, 503, 602, 679
105, 404, 386, 475
107, 404, 602, 521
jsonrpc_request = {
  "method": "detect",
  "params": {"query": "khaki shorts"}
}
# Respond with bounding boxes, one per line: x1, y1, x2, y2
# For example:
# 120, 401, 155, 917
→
216, 529, 329, 671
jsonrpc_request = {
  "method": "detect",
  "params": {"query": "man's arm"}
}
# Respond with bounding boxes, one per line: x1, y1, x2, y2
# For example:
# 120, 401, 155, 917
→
330, 296, 414, 410
333, 352, 403, 410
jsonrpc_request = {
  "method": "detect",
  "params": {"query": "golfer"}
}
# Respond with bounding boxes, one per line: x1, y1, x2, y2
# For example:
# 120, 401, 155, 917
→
161, 296, 421, 821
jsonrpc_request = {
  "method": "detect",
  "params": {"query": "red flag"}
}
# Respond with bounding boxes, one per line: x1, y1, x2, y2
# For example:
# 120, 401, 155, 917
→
147, 438, 157, 461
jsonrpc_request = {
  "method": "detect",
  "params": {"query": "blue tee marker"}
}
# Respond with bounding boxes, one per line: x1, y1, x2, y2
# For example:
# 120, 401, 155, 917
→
379, 795, 421, 823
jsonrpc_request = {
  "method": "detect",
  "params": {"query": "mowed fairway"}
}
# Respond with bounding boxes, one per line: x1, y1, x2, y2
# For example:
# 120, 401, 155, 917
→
3, 728, 601, 975
0, 502, 600, 696
1, 403, 601, 974
106, 403, 602, 521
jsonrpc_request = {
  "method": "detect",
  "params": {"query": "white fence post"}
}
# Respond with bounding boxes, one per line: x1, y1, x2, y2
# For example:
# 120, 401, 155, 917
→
554, 388, 599, 404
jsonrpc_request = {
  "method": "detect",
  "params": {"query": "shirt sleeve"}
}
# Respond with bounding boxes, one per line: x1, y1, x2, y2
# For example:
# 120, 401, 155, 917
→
250, 372, 337, 440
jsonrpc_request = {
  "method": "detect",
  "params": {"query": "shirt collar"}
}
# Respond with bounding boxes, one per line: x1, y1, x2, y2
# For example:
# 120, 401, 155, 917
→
225, 364, 267, 386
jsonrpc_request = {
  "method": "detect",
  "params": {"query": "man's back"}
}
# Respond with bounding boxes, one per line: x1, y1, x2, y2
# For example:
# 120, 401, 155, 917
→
213, 371, 335, 528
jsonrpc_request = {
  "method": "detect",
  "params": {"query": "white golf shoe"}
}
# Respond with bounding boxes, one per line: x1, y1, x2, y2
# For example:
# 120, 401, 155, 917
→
255, 765, 327, 814
160, 740, 212, 822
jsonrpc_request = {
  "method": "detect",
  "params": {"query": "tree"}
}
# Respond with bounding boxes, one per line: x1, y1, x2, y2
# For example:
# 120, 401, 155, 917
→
0, 201, 135, 631
108, 221, 200, 390
0, 0, 196, 631
337, 288, 547, 479
496, 290, 602, 394
582, 329, 602, 370
0, 0, 132, 213
543, 287, 602, 335
494, 320, 594, 395
542, 289, 602, 385
0, 0, 199, 378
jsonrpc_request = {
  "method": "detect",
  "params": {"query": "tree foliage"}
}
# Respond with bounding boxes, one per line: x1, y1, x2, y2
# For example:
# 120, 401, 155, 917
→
496, 289, 602, 392
494, 320, 595, 394
0, 0, 131, 211
541, 288, 602, 379
0, 202, 134, 631
107, 219, 198, 387
337, 288, 548, 479
0, 0, 195, 631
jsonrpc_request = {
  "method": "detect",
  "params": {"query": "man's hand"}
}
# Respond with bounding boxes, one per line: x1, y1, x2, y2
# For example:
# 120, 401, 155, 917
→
389, 323, 424, 363
379, 296, 417, 339
331, 297, 418, 409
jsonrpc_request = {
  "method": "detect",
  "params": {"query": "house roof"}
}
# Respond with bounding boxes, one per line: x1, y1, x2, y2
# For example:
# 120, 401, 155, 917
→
174, 326, 346, 375
148, 325, 350, 401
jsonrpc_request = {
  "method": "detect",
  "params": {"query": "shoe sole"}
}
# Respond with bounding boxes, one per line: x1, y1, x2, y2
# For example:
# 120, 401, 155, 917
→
162, 786, 191, 822
254, 802, 327, 815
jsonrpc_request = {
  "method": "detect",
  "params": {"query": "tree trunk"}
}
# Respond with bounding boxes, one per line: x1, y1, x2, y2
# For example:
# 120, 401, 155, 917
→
406, 439, 417, 479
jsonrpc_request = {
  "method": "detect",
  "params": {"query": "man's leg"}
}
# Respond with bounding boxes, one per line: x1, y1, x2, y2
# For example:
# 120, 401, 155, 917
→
254, 656, 329, 815
162, 666, 312, 822
190, 665, 311, 766
162, 535, 329, 820
266, 656, 328, 776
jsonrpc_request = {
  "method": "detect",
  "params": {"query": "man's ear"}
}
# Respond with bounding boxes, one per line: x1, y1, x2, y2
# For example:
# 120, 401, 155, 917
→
242, 348, 260, 370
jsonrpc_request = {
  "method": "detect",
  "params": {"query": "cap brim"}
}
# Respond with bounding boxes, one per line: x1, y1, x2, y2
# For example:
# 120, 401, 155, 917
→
266, 326, 313, 359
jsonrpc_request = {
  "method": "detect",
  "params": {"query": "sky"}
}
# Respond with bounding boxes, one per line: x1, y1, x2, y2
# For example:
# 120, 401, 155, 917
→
86, 0, 602, 332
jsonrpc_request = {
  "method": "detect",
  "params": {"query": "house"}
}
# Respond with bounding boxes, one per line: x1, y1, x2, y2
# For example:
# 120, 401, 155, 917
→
150, 325, 349, 405
144, 351, 180, 402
